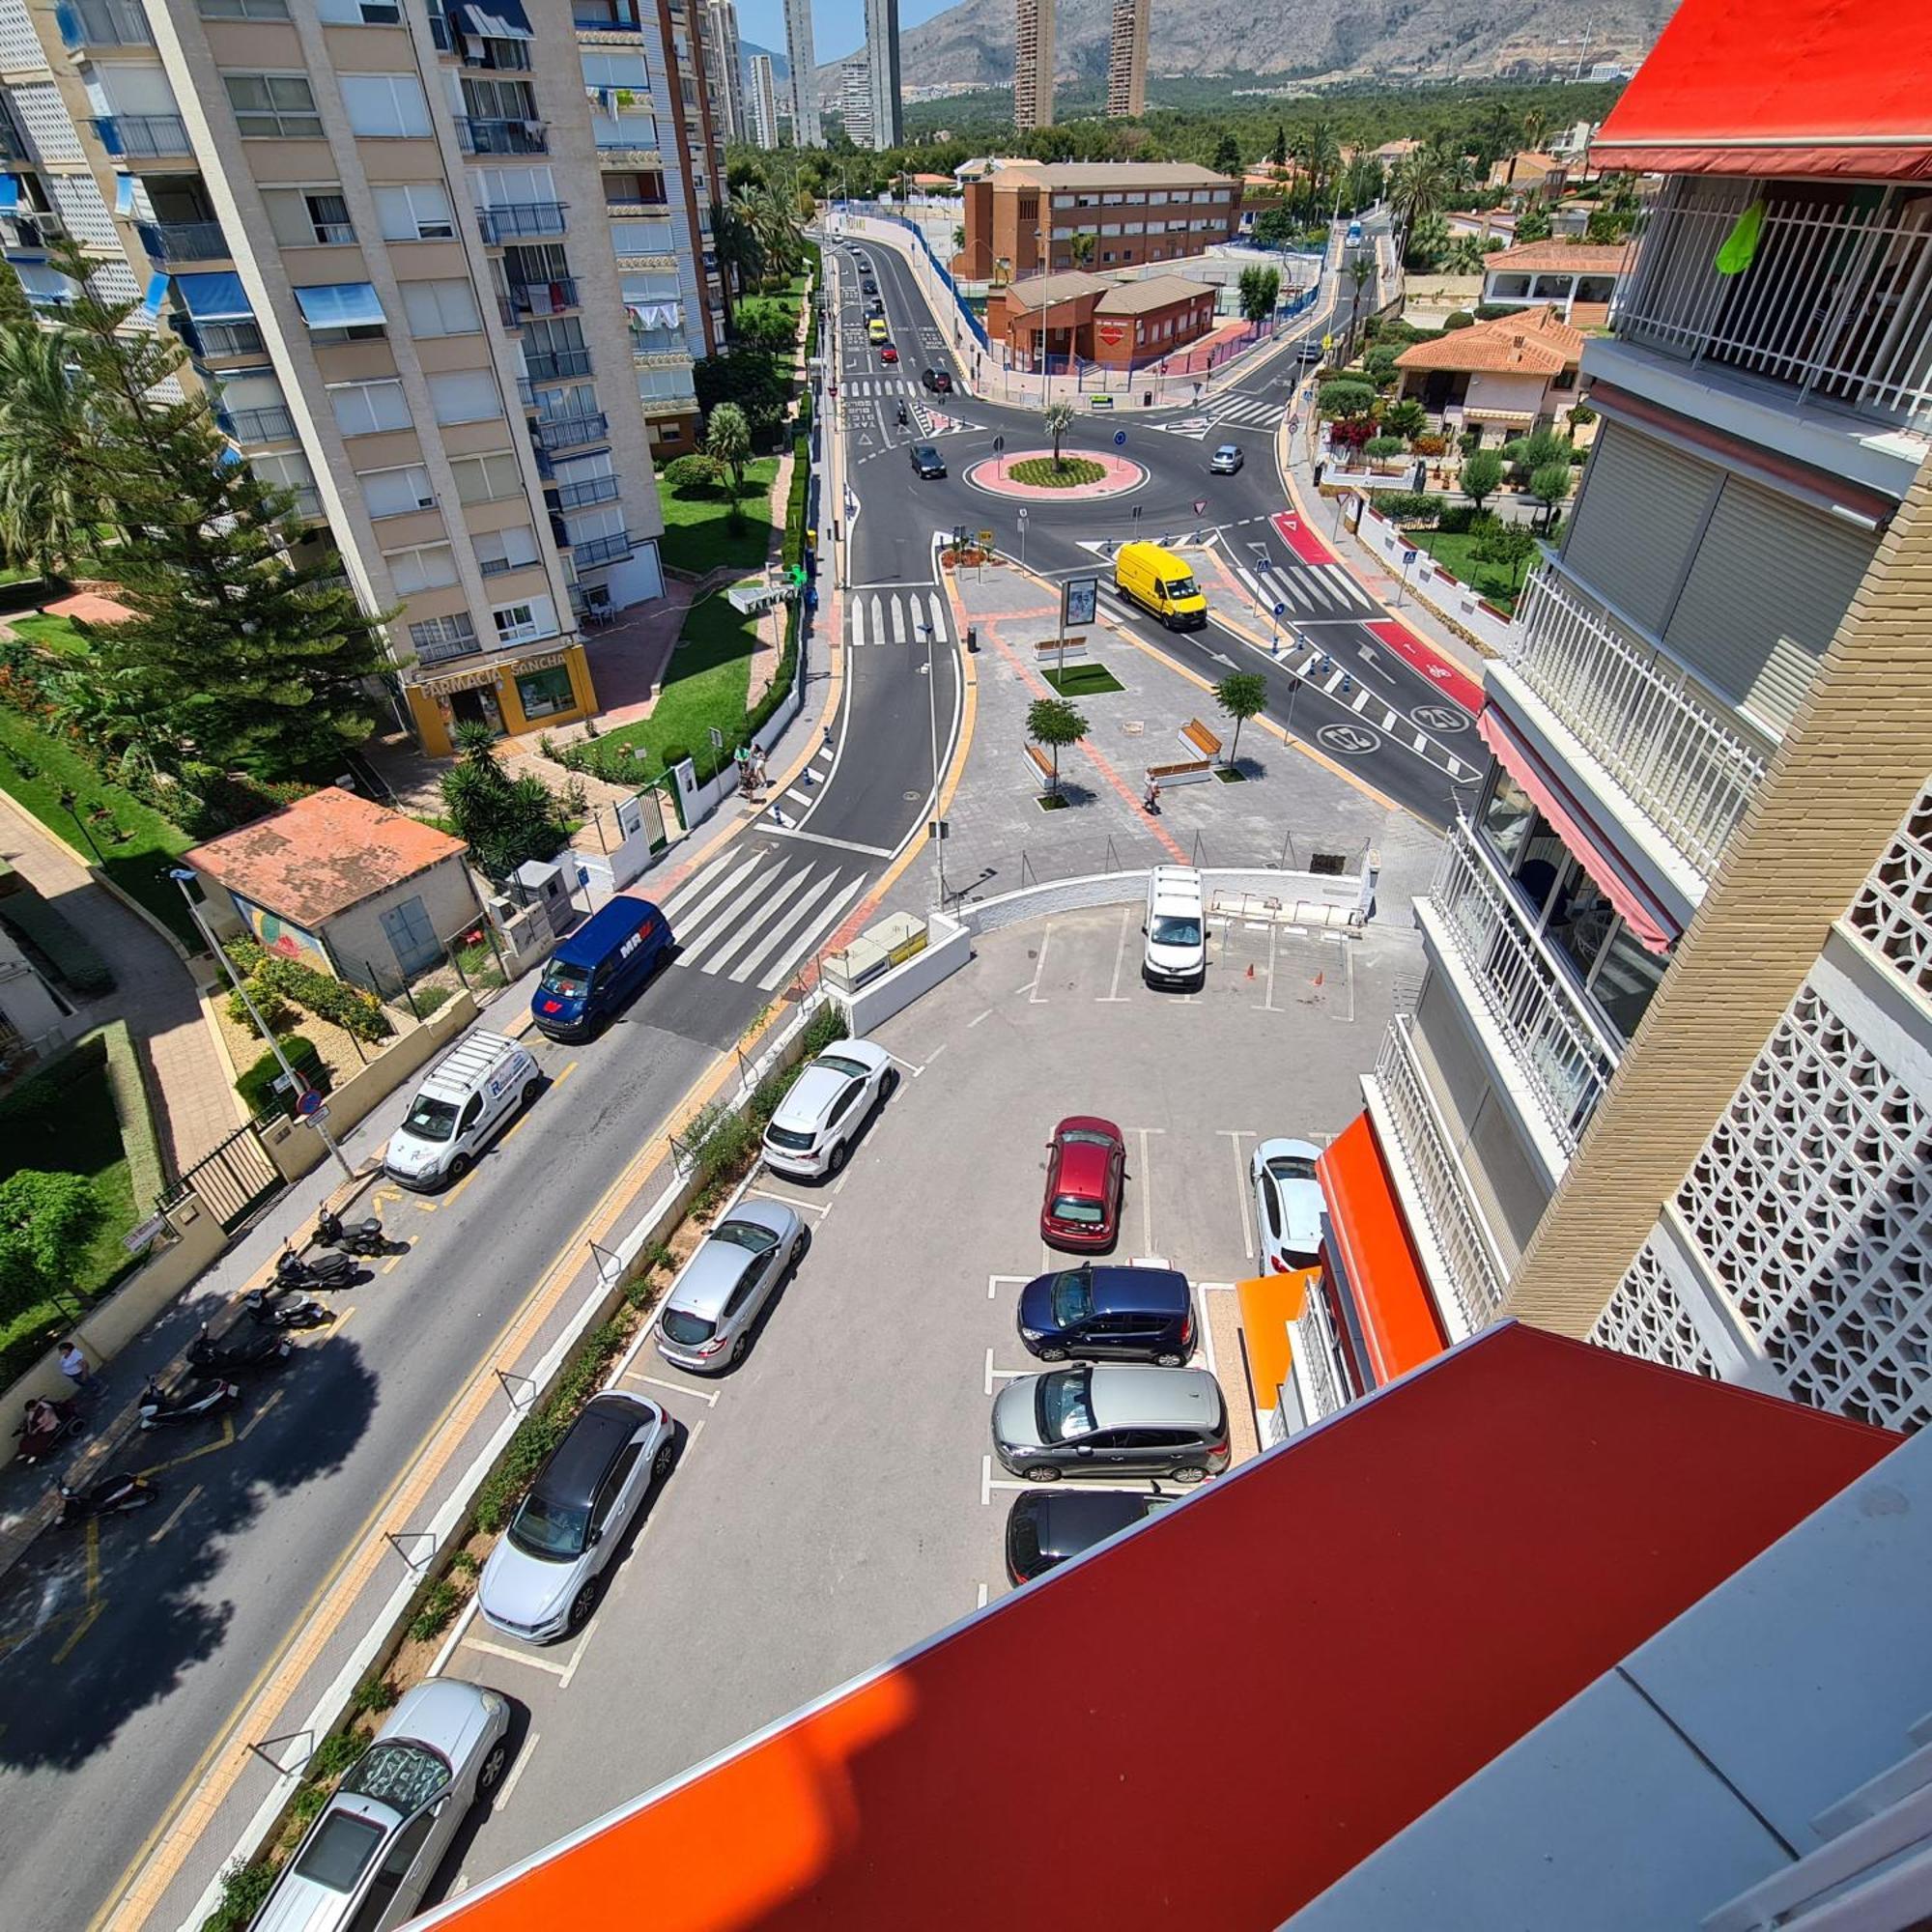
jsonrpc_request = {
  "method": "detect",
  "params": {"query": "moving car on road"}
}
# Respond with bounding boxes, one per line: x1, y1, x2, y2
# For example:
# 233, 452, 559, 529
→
1252, 1137, 1323, 1270
1208, 442, 1244, 474
1017, 1264, 1195, 1365
1298, 338, 1323, 363
530, 894, 674, 1040
921, 367, 952, 393
384, 1032, 541, 1190
867, 316, 889, 343
879, 341, 898, 364
245, 1680, 511, 1932
1006, 1490, 1174, 1583
656, 1199, 809, 1373
992, 1364, 1231, 1485
761, 1037, 896, 1178
1113, 540, 1208, 631
862, 278, 877, 295
910, 443, 947, 479
1040, 1116, 1126, 1252
478, 1393, 673, 1641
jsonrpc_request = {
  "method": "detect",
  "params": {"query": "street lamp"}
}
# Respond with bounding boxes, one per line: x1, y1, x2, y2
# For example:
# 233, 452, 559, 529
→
57, 788, 102, 863
916, 618, 948, 909
1017, 505, 1029, 570
169, 868, 355, 1181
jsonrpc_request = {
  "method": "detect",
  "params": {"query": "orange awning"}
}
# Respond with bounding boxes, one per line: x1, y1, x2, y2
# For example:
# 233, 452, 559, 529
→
1318, 1117, 1447, 1385
1236, 1268, 1311, 1409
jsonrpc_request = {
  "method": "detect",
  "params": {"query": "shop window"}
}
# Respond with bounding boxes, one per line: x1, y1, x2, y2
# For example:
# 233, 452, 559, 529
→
516, 663, 574, 718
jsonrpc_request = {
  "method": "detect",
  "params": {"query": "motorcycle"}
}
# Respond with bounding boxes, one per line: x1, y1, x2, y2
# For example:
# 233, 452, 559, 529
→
274, 1244, 361, 1293
314, 1207, 401, 1260
14, 1395, 84, 1465
188, 1322, 295, 1376
54, 1473, 156, 1527
138, 1374, 240, 1431
242, 1285, 333, 1332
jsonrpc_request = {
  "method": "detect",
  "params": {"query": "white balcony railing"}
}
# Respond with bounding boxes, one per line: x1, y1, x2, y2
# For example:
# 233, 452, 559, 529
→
1427, 821, 1619, 1153
1508, 564, 1771, 879
1373, 1018, 1511, 1334
1289, 1294, 1350, 1424
1612, 174, 1932, 437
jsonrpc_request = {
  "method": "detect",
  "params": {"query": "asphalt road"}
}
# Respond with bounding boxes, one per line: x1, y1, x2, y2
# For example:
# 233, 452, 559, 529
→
0, 382, 958, 1930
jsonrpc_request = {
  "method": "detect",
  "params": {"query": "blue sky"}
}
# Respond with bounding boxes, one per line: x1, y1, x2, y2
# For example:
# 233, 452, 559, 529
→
736, 0, 954, 69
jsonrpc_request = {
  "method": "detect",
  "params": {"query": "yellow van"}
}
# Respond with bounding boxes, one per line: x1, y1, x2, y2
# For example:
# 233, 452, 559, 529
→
1114, 541, 1208, 631
867, 316, 889, 343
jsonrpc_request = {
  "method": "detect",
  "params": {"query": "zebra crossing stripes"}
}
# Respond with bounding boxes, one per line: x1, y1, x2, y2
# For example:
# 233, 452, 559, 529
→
660, 843, 871, 990
1228, 552, 1379, 622
847, 587, 949, 649
1151, 392, 1284, 439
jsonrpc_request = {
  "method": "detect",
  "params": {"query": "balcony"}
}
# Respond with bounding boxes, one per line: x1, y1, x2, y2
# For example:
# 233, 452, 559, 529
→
91, 113, 192, 160
134, 219, 229, 265
456, 117, 548, 156
553, 473, 618, 510
1422, 821, 1618, 1155
183, 317, 265, 357
1370, 1018, 1511, 1336
415, 631, 479, 666
462, 37, 531, 70
217, 404, 297, 444
476, 202, 566, 243
0, 211, 62, 253
569, 529, 633, 566
1289, 1290, 1354, 1427
56, 0, 155, 49
0, 121, 24, 163
532, 412, 609, 454
523, 346, 591, 381
574, 5, 642, 29
509, 277, 580, 316
287, 486, 323, 519
602, 198, 670, 217
1613, 174, 1932, 439
629, 328, 684, 359
1506, 565, 1771, 882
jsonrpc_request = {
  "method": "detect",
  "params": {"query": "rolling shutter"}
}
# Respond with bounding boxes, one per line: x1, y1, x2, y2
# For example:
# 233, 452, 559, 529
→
1558, 421, 1720, 633
1662, 474, 1877, 737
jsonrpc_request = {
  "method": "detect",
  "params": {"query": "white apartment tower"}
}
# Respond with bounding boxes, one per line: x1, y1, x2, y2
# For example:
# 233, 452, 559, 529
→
862, 0, 897, 150
746, 49, 779, 150
838, 57, 869, 150
1011, 0, 1050, 131
781, 0, 816, 146
1103, 0, 1146, 117
0, 0, 727, 753
1278, 0, 1932, 1440
700, 0, 742, 146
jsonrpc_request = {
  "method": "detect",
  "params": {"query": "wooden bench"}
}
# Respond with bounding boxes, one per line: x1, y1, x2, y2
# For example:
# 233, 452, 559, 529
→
1179, 718, 1223, 762
1032, 634, 1089, 666
1023, 743, 1057, 788
1145, 757, 1213, 788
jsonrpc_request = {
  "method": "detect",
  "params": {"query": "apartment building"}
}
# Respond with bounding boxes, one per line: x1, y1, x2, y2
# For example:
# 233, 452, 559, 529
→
1279, 0, 1932, 1440
1010, 0, 1049, 133
862, 0, 896, 150
698, 0, 738, 144
0, 0, 724, 757
745, 46, 777, 149
837, 55, 867, 150
1102, 0, 1145, 118
780, 0, 813, 145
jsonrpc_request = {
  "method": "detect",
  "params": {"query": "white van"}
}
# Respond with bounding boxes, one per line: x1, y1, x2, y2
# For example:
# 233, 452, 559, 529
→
384, 1031, 541, 1190
1143, 867, 1207, 990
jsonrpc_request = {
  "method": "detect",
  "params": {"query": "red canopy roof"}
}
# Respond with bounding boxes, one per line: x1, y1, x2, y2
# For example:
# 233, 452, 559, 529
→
1593, 0, 1932, 181
420, 1326, 1896, 1932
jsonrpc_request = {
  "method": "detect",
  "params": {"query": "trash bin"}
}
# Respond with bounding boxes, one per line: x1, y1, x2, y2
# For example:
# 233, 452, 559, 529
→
966, 625, 979, 653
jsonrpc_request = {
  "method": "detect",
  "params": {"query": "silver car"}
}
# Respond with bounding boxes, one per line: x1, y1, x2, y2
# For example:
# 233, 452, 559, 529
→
761, 1037, 896, 1179
477, 1391, 673, 1642
656, 1198, 809, 1373
1208, 442, 1244, 473
1252, 1136, 1323, 1270
247, 1679, 510, 1932
991, 1363, 1231, 1485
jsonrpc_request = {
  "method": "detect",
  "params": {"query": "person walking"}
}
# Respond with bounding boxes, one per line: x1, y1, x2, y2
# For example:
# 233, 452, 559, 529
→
57, 1340, 96, 1395
735, 742, 753, 798
1143, 778, 1162, 816
750, 744, 769, 795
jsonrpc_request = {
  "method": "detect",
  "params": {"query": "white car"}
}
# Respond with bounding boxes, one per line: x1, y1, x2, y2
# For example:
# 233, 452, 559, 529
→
760, 1037, 896, 1179
477, 1392, 672, 1642
1252, 1137, 1323, 1270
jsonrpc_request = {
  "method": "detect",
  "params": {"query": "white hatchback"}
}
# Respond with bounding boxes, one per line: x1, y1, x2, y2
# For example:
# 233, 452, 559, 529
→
1252, 1137, 1324, 1271
761, 1037, 896, 1179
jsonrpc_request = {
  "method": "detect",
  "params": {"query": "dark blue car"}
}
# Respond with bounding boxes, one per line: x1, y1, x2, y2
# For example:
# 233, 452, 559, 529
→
1015, 1264, 1195, 1366
531, 895, 674, 1040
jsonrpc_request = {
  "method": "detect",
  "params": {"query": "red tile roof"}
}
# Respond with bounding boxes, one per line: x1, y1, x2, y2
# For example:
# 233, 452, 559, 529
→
186, 787, 466, 927
1483, 240, 1632, 273
420, 1325, 1897, 1932
1394, 303, 1584, 376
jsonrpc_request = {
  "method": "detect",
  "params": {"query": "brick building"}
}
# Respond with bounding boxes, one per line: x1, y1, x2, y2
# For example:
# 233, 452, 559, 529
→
985, 269, 1217, 371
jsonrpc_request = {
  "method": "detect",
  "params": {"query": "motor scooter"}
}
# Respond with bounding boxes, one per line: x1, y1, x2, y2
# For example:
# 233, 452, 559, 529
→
242, 1285, 333, 1331
275, 1244, 361, 1293
14, 1395, 84, 1465
54, 1473, 156, 1526
314, 1207, 402, 1260
188, 1322, 295, 1375
138, 1374, 240, 1431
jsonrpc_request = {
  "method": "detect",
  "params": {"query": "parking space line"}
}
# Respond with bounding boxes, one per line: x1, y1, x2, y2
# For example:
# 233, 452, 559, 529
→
493, 1730, 538, 1813
51, 1600, 103, 1665
238, 1389, 284, 1441
977, 1583, 989, 1609
1026, 920, 1054, 1004
988, 1273, 1028, 1299
134, 1413, 237, 1480
324, 1305, 355, 1339
986, 1474, 1168, 1497
381, 1236, 417, 1275
445, 1169, 478, 1206
967, 1008, 994, 1029
748, 1188, 830, 1215
553, 1060, 580, 1087
559, 1608, 605, 1690
458, 1634, 570, 1679
1099, 906, 1132, 1003
1219, 1130, 1256, 1262
983, 1349, 1030, 1397
1256, 923, 1280, 1012
621, 1370, 722, 1407
147, 1483, 202, 1545
1133, 1127, 1164, 1257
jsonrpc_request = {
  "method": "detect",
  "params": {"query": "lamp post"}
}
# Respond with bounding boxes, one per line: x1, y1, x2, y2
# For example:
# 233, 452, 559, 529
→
1017, 506, 1029, 570
57, 788, 102, 863
170, 868, 355, 1181
917, 617, 948, 908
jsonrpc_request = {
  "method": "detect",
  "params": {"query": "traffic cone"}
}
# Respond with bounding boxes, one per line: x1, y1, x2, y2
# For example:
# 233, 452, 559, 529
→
1313, 970, 1324, 986
1246, 962, 1255, 980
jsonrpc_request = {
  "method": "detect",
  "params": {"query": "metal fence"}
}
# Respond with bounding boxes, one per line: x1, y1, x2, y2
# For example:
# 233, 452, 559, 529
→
156, 1106, 281, 1232
348, 914, 515, 1026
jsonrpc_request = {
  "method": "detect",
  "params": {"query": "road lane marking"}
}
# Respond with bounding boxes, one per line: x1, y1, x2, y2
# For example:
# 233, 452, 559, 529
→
753, 875, 868, 990
553, 1060, 579, 1086
458, 1634, 568, 1679
380, 1236, 417, 1275
764, 826, 895, 858
492, 1729, 538, 1813
622, 1371, 721, 1408
147, 1485, 203, 1546
238, 1390, 284, 1441
1219, 1130, 1257, 1262
968, 1008, 994, 1028
1100, 906, 1132, 1003
51, 1598, 103, 1664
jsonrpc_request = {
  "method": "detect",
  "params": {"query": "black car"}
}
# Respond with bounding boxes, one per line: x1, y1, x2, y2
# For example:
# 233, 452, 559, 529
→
921, 367, 953, 393
910, 443, 946, 478
1006, 1491, 1174, 1584
862, 278, 877, 296
1016, 1264, 1195, 1364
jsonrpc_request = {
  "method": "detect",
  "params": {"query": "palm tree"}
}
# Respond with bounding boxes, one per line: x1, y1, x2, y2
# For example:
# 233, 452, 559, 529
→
1344, 250, 1377, 361
1042, 399, 1076, 469
1387, 146, 1451, 267
0, 324, 99, 581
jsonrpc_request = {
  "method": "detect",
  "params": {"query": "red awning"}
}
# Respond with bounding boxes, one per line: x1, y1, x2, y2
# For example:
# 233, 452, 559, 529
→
1317, 1117, 1446, 1384
1591, 0, 1932, 182
1478, 705, 1678, 955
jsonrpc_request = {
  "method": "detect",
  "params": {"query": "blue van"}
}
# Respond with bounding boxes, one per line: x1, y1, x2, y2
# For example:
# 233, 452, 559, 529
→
530, 895, 674, 1039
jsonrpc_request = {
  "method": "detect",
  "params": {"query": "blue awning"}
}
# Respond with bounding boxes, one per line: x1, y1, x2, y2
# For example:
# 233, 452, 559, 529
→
294, 282, 386, 329
174, 270, 253, 320
113, 175, 137, 215
140, 273, 170, 319
452, 0, 531, 39
0, 177, 18, 214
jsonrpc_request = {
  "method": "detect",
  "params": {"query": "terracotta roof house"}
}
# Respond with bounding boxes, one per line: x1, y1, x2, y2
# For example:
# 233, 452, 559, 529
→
1394, 303, 1585, 436
1488, 148, 1569, 192
185, 787, 482, 993
986, 268, 1220, 370
1481, 239, 1633, 327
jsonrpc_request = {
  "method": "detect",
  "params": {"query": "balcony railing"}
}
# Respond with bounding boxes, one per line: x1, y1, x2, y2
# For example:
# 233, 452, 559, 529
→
1426, 821, 1618, 1153
1373, 1017, 1511, 1334
553, 473, 618, 510
218, 404, 297, 443
91, 113, 191, 159
0, 211, 62, 252
1614, 174, 1932, 437
462, 37, 531, 70
532, 411, 608, 453
456, 116, 548, 156
629, 328, 683, 358
134, 219, 228, 265
569, 529, 632, 565
414, 630, 479, 666
477, 202, 566, 243
57, 0, 154, 48
523, 346, 591, 381
1289, 1293, 1352, 1424
287, 486, 323, 519
574, 5, 642, 28
509, 277, 580, 316
1508, 564, 1771, 880
184, 317, 265, 357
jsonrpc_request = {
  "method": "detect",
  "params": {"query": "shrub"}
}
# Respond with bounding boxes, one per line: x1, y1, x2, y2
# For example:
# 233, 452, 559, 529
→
1443, 310, 1475, 329
1375, 491, 1444, 525
662, 452, 726, 494
1410, 434, 1448, 458
1380, 398, 1428, 440
473, 1318, 629, 1533
1473, 301, 1518, 321
1457, 428, 1485, 458
253, 954, 394, 1041
1362, 436, 1406, 461
352, 1676, 399, 1716
234, 1036, 330, 1118
1317, 379, 1376, 420
1326, 417, 1373, 453
223, 984, 295, 1034
203, 1861, 275, 1932
304, 1731, 364, 1786
1567, 401, 1599, 428
1360, 346, 1400, 389
1437, 503, 1496, 535
408, 1578, 463, 1644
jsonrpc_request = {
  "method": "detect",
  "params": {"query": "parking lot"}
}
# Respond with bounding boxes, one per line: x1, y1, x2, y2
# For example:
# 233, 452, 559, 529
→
427, 900, 1419, 1895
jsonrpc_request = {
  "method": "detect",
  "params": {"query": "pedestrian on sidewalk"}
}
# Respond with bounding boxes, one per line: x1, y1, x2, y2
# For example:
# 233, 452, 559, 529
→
735, 743, 753, 798
57, 1340, 96, 1395
750, 744, 769, 795
1143, 778, 1162, 816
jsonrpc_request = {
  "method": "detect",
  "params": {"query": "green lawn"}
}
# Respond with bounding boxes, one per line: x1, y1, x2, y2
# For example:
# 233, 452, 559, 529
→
1041, 662, 1124, 696
1408, 527, 1530, 616
0, 704, 198, 947
593, 590, 761, 780
1008, 457, 1105, 489
8, 612, 88, 655
655, 457, 781, 576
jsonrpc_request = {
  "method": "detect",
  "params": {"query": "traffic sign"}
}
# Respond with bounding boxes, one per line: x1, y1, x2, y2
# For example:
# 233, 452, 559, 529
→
1273, 601, 1287, 618
992, 434, 1005, 453
1321, 332, 1333, 351
1193, 498, 1207, 515
295, 1087, 323, 1118
1113, 429, 1127, 449
976, 528, 994, 544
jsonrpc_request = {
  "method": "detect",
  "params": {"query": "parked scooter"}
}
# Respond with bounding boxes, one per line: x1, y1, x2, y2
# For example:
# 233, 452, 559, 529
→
14, 1395, 84, 1465
314, 1207, 402, 1260
53, 1472, 156, 1526
138, 1374, 240, 1431
274, 1244, 361, 1293
242, 1284, 333, 1331
188, 1322, 295, 1376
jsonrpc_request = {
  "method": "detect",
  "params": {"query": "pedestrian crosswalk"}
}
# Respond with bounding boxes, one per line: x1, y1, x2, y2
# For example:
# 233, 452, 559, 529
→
844, 377, 919, 399
1227, 547, 1381, 622
659, 840, 870, 991
845, 586, 950, 649
1152, 391, 1285, 440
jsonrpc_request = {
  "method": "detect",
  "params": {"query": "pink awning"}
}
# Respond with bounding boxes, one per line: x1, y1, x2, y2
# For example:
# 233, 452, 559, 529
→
1478, 706, 1677, 955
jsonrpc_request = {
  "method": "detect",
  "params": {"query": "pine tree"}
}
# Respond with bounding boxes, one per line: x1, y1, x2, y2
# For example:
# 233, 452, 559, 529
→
39, 243, 395, 781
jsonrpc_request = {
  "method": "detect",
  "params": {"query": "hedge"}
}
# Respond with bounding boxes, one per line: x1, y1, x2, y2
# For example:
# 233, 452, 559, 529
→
226, 935, 394, 1042
1376, 491, 1445, 524
0, 882, 114, 995
235, 1036, 331, 1118
93, 1019, 166, 1214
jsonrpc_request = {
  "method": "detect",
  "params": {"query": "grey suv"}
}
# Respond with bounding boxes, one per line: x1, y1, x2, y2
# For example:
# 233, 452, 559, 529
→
991, 1364, 1230, 1485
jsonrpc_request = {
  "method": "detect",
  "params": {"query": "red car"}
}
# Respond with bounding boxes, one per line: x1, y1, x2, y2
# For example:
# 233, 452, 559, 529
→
879, 341, 898, 363
1039, 1116, 1126, 1252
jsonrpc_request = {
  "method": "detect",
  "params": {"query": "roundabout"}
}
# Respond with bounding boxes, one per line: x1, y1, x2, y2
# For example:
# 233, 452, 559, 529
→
964, 449, 1149, 500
